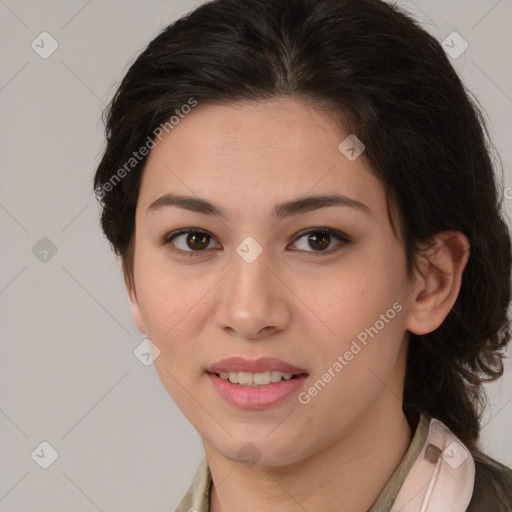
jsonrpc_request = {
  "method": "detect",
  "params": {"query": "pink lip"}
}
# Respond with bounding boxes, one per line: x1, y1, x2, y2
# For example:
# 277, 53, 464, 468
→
207, 373, 309, 410
206, 356, 307, 375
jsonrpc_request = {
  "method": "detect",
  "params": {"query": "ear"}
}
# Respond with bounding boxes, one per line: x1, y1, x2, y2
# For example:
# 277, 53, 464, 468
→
405, 231, 470, 336
124, 270, 146, 334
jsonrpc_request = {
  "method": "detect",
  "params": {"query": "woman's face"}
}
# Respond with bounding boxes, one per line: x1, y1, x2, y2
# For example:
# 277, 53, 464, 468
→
129, 97, 419, 466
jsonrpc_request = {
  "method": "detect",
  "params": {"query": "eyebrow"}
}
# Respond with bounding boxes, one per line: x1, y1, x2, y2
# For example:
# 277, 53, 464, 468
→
146, 192, 371, 220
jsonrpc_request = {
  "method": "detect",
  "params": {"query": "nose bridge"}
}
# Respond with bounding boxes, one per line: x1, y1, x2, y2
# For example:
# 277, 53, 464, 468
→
229, 237, 273, 308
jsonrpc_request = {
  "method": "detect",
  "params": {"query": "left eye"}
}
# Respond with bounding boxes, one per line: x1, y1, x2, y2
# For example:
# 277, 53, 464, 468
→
291, 228, 348, 253
163, 228, 349, 256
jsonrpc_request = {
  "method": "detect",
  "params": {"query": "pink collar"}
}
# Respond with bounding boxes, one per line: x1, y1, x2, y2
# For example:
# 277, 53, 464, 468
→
391, 417, 475, 511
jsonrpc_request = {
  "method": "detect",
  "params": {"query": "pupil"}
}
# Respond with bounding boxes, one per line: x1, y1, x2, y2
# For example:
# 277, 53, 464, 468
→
309, 232, 329, 250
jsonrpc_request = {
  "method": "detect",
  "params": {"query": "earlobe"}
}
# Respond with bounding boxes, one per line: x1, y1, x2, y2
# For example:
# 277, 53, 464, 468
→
405, 231, 470, 336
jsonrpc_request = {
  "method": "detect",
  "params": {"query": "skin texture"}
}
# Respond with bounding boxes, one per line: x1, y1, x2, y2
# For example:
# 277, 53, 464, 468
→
126, 97, 470, 511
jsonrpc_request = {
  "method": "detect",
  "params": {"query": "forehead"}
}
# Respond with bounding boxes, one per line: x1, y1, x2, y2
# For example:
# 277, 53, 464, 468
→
137, 97, 385, 221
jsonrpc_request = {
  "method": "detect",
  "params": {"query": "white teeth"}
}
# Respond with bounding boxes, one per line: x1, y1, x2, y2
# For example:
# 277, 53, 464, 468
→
253, 371, 271, 385
218, 370, 296, 386
270, 370, 285, 382
238, 371, 255, 386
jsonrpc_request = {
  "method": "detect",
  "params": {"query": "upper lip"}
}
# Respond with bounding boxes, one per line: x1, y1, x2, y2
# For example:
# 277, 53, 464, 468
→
206, 357, 307, 375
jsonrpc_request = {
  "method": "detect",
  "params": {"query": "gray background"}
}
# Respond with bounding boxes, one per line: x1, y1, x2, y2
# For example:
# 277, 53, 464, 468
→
0, 1, 511, 510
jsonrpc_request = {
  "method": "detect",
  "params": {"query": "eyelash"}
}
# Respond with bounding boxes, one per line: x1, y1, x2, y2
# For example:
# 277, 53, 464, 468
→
162, 227, 350, 257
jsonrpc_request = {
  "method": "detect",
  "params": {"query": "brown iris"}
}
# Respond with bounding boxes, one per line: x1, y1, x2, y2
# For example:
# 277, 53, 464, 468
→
307, 232, 330, 251
186, 232, 210, 250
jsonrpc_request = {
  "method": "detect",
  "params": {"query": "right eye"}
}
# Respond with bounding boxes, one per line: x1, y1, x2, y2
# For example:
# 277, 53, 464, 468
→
163, 229, 220, 256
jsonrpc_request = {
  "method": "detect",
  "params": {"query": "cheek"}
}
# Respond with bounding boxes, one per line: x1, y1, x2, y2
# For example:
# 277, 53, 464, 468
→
134, 261, 205, 405
134, 244, 192, 331
297, 253, 407, 383
303, 264, 401, 338
133, 253, 218, 377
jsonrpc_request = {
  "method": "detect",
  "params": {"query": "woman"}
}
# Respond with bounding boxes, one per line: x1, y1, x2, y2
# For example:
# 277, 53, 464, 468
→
93, 0, 512, 510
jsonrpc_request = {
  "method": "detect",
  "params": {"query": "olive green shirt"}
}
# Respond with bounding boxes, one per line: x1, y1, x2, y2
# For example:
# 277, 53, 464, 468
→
175, 409, 512, 511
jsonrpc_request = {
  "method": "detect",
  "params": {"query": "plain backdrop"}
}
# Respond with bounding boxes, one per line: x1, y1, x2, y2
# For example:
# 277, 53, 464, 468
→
1, 1, 511, 511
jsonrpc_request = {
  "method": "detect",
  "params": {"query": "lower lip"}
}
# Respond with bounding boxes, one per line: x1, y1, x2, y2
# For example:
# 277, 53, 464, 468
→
207, 373, 309, 410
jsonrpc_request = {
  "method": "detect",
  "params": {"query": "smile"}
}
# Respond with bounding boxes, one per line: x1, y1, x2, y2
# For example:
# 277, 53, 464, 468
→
207, 372, 309, 410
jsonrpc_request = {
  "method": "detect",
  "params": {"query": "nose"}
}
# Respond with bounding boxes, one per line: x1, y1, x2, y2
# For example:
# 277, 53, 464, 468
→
214, 244, 291, 341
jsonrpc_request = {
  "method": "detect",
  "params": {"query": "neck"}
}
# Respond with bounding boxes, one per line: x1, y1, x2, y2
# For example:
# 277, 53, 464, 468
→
206, 401, 413, 512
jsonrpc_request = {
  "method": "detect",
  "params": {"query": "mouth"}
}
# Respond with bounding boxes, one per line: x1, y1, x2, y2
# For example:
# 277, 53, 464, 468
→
206, 370, 309, 410
205, 356, 309, 409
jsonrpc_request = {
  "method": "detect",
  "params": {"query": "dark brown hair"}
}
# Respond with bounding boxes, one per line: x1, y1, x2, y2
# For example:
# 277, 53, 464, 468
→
93, 0, 511, 450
